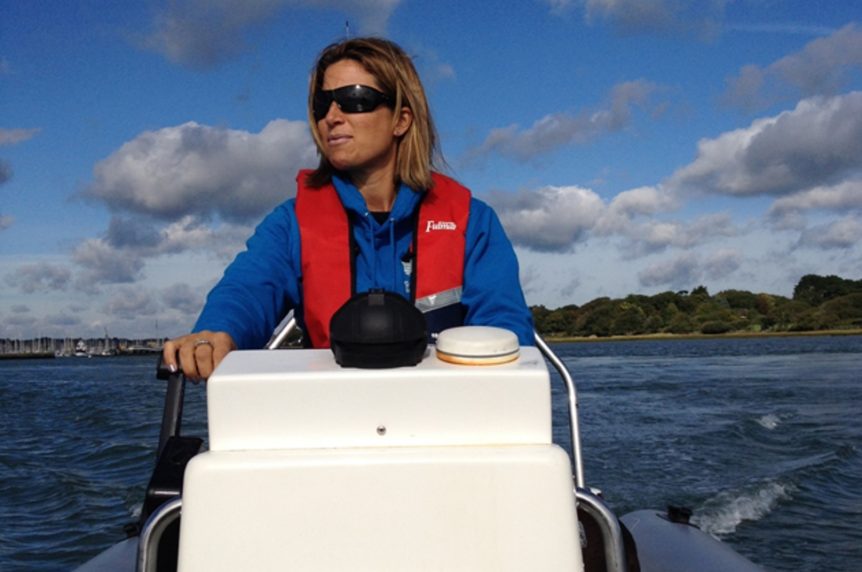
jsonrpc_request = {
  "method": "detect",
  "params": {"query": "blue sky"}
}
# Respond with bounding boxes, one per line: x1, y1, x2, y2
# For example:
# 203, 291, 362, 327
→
2, 0, 861, 339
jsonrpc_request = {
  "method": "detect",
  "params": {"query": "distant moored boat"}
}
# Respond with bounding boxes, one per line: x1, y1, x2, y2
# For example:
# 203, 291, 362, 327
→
74, 340, 90, 358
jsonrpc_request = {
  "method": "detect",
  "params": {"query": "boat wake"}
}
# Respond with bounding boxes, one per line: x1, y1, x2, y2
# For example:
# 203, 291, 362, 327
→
755, 413, 780, 430
692, 480, 795, 538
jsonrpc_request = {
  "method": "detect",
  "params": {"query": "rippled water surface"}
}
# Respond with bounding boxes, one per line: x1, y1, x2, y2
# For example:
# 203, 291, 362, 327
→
1, 335, 860, 571
550, 336, 862, 571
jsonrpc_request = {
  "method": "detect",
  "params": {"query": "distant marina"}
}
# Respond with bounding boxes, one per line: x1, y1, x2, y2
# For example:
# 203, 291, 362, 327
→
0, 336, 164, 360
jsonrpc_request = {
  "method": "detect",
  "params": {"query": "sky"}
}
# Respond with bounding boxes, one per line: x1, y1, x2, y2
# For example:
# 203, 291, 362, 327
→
2, 1, 862, 340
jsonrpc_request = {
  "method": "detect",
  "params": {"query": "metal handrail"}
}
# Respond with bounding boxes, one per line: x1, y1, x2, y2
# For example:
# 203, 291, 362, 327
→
266, 311, 296, 349
577, 487, 628, 572
137, 496, 182, 572
534, 332, 585, 488
534, 333, 627, 572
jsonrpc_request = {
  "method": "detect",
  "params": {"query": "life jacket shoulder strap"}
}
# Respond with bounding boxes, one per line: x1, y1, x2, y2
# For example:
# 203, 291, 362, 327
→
295, 170, 351, 348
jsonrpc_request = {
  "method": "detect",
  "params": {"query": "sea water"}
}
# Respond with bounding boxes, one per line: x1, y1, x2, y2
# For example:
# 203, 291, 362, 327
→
0, 336, 860, 571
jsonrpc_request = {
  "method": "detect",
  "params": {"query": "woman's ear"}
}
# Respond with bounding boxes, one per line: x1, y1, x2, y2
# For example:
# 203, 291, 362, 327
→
394, 107, 413, 137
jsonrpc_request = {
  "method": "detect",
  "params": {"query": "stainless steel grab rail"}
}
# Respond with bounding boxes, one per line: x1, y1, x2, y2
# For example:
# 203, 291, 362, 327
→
136, 496, 182, 572
266, 311, 296, 349
534, 332, 585, 489
577, 487, 628, 572
534, 334, 628, 572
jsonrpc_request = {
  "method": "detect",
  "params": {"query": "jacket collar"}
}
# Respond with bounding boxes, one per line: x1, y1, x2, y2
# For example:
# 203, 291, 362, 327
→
331, 173, 424, 223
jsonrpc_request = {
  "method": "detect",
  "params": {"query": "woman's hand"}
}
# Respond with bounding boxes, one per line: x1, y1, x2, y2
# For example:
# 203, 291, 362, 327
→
162, 330, 237, 382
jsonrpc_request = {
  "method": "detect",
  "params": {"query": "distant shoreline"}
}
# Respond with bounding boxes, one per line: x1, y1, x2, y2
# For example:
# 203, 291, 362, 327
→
0, 350, 161, 361
2, 329, 860, 361
0, 352, 57, 361
545, 328, 862, 343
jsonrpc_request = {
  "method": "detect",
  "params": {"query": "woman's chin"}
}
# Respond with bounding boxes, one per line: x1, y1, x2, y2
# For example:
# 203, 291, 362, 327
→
325, 154, 353, 172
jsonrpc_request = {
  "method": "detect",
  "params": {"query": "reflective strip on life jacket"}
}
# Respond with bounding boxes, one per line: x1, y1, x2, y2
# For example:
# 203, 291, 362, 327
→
295, 170, 470, 348
414, 286, 463, 313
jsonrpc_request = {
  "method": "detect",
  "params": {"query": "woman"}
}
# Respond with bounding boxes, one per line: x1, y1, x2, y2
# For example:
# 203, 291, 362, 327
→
163, 37, 533, 380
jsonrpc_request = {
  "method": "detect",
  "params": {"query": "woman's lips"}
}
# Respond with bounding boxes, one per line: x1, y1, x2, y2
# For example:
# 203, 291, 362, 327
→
327, 134, 351, 146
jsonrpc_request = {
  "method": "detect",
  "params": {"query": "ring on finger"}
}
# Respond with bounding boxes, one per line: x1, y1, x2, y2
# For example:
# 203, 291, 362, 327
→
194, 339, 213, 348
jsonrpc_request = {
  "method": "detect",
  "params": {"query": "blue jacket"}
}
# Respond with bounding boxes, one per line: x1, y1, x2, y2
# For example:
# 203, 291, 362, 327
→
194, 174, 534, 347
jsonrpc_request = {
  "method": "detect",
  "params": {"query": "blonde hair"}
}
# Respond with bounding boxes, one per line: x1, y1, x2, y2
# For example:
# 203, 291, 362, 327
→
306, 37, 440, 190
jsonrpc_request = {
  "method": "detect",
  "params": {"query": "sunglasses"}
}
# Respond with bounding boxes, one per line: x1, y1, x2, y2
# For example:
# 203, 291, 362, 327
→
313, 84, 393, 122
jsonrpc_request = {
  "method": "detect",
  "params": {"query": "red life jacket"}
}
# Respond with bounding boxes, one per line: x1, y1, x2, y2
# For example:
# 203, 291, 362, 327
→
295, 170, 471, 348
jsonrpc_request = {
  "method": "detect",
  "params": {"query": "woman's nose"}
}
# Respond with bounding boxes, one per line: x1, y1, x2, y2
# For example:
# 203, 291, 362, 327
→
323, 101, 343, 122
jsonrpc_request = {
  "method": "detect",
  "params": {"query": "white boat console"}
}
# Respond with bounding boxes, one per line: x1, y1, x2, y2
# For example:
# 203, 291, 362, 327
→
178, 346, 584, 571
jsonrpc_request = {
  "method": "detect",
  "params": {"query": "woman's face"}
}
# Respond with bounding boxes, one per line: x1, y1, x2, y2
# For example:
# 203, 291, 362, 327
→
317, 59, 411, 180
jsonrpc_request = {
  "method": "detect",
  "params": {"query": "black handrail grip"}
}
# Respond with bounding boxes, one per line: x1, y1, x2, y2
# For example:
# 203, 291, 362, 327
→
155, 356, 185, 458
155, 354, 175, 380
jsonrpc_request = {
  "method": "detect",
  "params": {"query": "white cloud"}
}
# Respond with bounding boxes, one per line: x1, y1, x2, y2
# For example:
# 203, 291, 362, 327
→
797, 216, 862, 250
141, 0, 288, 70
487, 178, 735, 257
724, 24, 862, 110
141, 0, 402, 69
621, 213, 737, 257
84, 119, 316, 222
103, 287, 159, 320
44, 313, 83, 329
768, 179, 862, 217
638, 252, 701, 289
0, 127, 40, 146
407, 43, 456, 84
608, 185, 677, 218
107, 215, 245, 258
703, 248, 742, 280
518, 264, 542, 297
541, 0, 573, 16
582, 0, 727, 37
4, 262, 72, 293
67, 216, 252, 292
159, 217, 252, 261
62, 117, 313, 297
684, 213, 739, 243
4, 313, 37, 329
73, 238, 145, 287
596, 185, 678, 236
468, 80, 659, 162
162, 283, 206, 316
542, 0, 729, 37
489, 184, 605, 252
596, 183, 738, 257
669, 92, 862, 197
637, 247, 745, 290
559, 276, 582, 299
726, 23, 837, 37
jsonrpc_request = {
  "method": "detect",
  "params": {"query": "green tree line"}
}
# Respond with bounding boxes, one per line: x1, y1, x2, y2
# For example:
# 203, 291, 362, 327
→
531, 274, 862, 337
